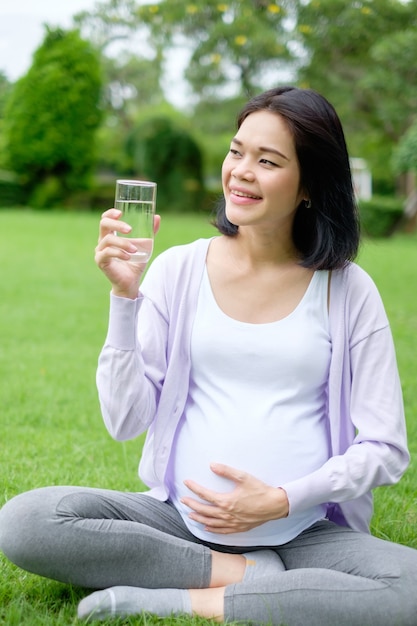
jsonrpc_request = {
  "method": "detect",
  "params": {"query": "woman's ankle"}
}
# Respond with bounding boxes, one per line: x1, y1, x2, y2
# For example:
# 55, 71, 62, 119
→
189, 587, 225, 622
209, 551, 246, 587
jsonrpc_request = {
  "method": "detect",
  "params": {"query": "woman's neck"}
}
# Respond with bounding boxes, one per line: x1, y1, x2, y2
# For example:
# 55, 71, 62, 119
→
227, 227, 300, 268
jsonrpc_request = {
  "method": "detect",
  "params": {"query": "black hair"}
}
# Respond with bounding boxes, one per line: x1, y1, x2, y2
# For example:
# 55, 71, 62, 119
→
213, 86, 360, 270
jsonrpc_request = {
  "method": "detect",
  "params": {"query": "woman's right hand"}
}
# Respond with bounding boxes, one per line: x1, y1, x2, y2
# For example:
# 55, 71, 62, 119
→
95, 208, 160, 300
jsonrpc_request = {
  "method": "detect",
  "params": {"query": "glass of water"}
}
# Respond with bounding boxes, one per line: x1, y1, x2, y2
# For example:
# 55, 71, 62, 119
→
115, 179, 157, 262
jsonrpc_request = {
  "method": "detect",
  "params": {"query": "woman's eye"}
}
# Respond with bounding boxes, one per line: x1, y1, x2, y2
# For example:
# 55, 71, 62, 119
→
230, 148, 241, 157
260, 158, 278, 167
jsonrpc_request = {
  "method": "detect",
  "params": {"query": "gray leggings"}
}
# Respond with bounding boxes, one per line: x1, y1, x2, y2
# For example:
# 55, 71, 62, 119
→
1, 486, 417, 625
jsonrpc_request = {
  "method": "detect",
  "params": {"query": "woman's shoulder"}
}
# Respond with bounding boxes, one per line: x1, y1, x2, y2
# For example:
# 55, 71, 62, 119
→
331, 261, 380, 297
330, 262, 389, 331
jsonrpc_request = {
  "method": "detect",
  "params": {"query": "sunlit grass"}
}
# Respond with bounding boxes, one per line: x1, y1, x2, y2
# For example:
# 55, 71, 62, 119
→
1, 209, 417, 624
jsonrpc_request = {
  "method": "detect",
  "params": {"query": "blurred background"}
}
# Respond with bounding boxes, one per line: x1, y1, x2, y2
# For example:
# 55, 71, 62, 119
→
1, 0, 417, 236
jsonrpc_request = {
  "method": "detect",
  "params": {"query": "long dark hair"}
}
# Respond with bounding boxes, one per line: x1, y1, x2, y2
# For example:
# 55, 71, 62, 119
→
214, 86, 360, 270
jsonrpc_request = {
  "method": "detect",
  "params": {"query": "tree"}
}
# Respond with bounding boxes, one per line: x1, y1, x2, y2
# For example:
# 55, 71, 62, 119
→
74, 0, 166, 175
75, 0, 296, 101
0, 71, 11, 119
94, 53, 164, 174
394, 122, 417, 175
360, 28, 417, 142
126, 115, 205, 211
74, 0, 164, 119
295, 0, 417, 191
138, 0, 294, 99
392, 121, 417, 231
4, 27, 102, 206
102, 52, 163, 127
0, 71, 12, 169
74, 0, 142, 51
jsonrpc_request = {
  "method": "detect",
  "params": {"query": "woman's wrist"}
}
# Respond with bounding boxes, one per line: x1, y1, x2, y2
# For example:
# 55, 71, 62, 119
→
111, 286, 139, 300
275, 487, 290, 519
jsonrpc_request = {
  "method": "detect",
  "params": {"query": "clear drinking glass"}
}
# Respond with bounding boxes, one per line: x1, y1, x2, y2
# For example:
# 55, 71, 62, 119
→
115, 179, 157, 262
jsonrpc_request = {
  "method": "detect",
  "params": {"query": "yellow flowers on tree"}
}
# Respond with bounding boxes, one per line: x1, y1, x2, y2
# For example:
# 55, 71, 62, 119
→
137, 0, 293, 98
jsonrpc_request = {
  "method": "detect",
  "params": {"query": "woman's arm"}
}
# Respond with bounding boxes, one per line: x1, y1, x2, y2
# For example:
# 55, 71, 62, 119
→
284, 323, 409, 516
95, 209, 166, 441
96, 294, 168, 441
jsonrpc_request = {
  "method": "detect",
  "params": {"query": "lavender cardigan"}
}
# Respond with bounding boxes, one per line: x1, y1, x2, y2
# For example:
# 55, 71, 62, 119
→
97, 238, 409, 534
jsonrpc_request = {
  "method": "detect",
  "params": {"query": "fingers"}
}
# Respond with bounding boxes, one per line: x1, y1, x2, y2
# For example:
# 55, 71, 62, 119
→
183, 479, 218, 504
153, 214, 161, 234
182, 498, 252, 534
99, 209, 161, 238
96, 209, 161, 262
210, 463, 246, 483
98, 209, 131, 242
183, 498, 226, 520
95, 233, 139, 268
96, 232, 137, 256
96, 209, 137, 267
181, 497, 238, 533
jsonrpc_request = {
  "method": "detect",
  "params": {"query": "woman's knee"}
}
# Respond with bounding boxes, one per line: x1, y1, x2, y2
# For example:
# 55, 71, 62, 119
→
0, 486, 79, 566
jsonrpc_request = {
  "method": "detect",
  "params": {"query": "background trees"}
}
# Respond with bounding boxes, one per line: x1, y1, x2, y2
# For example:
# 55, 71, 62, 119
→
137, 0, 294, 99
1, 0, 417, 218
3, 28, 102, 207
295, 0, 417, 193
0, 71, 12, 169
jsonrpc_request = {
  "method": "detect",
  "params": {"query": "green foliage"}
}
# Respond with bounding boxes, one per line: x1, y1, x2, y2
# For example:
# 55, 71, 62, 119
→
4, 0, 417, 209
296, 0, 414, 127
95, 100, 182, 176
0, 73, 13, 169
0, 71, 12, 119
3, 28, 103, 207
189, 95, 245, 181
126, 116, 205, 211
71, 0, 417, 201
139, 0, 293, 97
74, 0, 142, 52
0, 170, 25, 207
359, 195, 404, 238
296, 0, 417, 188
99, 51, 164, 132
393, 122, 417, 174
75, 1, 166, 154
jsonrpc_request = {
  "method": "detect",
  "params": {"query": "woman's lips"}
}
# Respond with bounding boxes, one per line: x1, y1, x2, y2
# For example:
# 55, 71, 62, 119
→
229, 188, 262, 204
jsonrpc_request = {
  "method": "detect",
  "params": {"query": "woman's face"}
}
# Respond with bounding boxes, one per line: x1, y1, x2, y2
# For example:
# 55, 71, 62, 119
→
222, 110, 305, 234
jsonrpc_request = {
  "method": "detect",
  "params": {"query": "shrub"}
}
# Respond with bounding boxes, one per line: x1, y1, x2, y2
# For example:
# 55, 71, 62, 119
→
359, 196, 404, 238
126, 117, 205, 212
0, 170, 26, 207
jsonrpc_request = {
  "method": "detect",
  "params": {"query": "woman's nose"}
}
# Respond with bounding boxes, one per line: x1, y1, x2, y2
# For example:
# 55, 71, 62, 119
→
231, 160, 255, 181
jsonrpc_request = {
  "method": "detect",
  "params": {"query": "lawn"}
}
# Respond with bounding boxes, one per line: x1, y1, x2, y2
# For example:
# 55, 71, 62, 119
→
1, 209, 417, 624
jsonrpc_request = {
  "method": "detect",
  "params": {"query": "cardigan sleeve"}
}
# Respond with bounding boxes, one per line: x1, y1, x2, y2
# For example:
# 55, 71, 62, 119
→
95, 239, 209, 445
282, 265, 409, 517
96, 257, 170, 442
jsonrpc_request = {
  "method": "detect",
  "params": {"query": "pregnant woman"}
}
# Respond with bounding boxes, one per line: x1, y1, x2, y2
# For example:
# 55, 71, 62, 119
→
1, 86, 417, 625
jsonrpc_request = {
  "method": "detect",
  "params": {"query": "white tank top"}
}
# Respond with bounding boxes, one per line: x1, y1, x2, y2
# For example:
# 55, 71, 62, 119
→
168, 268, 331, 546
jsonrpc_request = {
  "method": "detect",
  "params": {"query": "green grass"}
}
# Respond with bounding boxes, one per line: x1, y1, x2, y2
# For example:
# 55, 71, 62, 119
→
1, 209, 417, 624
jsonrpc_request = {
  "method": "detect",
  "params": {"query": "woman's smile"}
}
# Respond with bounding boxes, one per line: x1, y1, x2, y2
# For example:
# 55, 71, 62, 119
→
229, 186, 263, 204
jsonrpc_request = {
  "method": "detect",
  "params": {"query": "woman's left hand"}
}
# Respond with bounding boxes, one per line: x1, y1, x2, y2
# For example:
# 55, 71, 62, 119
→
181, 463, 289, 534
